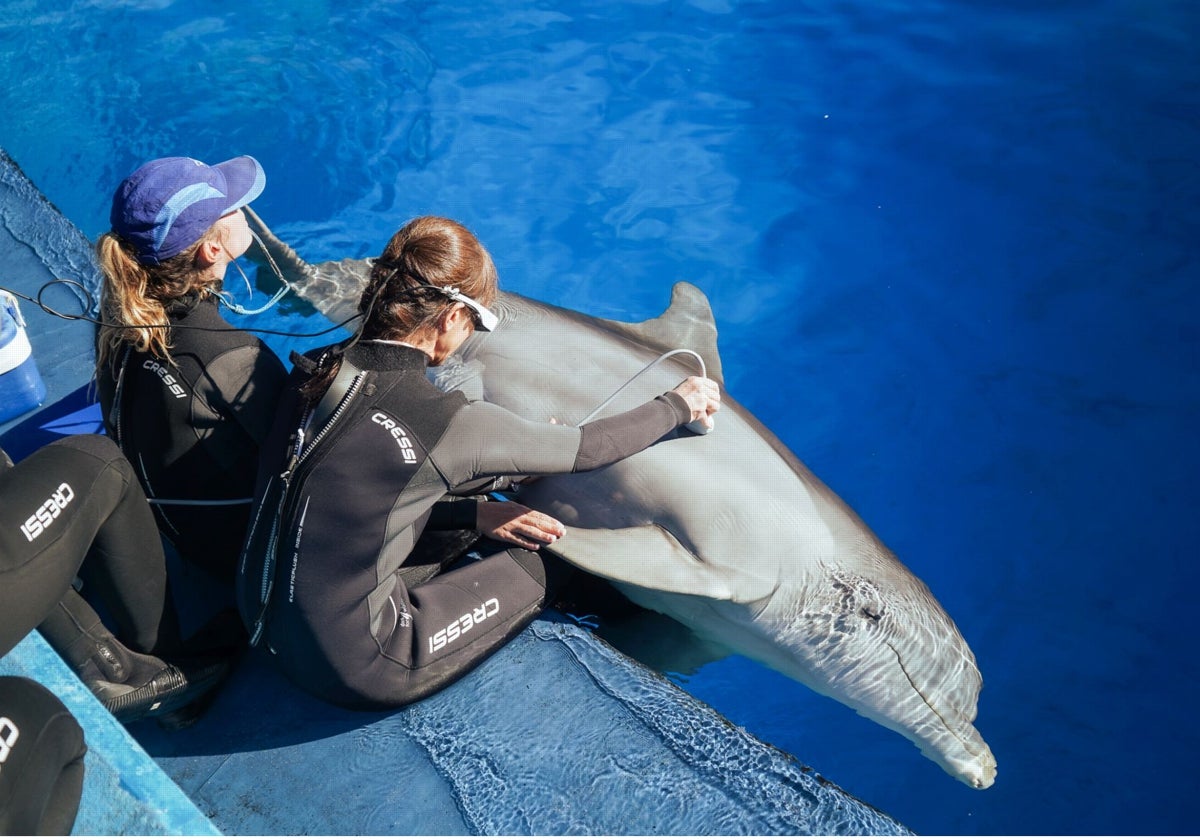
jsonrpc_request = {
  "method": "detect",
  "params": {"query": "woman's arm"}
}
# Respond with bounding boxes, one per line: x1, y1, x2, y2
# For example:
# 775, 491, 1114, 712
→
436, 376, 719, 487
572, 392, 689, 471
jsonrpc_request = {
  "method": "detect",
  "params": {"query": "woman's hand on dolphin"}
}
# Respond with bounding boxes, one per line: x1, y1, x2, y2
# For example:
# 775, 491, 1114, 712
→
477, 500, 566, 550
672, 376, 721, 430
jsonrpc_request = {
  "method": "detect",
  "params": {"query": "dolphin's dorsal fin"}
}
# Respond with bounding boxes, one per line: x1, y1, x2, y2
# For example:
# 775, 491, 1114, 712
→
547, 524, 773, 604
243, 206, 316, 284
600, 282, 723, 385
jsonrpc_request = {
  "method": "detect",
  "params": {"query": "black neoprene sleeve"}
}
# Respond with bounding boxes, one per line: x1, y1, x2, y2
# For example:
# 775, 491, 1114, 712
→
573, 391, 691, 472
425, 499, 480, 530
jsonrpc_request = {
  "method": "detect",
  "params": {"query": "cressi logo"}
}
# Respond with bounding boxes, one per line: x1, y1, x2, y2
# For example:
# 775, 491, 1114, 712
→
20, 482, 74, 542
371, 412, 419, 464
428, 598, 500, 654
0, 716, 18, 774
142, 359, 187, 399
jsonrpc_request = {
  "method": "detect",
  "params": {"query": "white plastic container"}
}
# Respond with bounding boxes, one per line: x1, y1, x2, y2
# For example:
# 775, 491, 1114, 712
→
0, 290, 47, 423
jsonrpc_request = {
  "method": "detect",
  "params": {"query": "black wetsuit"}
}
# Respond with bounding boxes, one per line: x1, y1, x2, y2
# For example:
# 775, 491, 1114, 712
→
237, 341, 691, 709
96, 293, 287, 581
0, 436, 182, 835
0, 675, 86, 835
0, 437, 175, 661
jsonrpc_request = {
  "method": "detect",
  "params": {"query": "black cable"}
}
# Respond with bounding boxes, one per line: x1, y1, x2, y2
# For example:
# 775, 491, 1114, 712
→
0, 279, 362, 339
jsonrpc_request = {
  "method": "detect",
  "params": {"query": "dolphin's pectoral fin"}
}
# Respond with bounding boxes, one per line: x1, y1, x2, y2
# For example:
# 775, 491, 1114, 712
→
547, 524, 772, 603
600, 282, 724, 385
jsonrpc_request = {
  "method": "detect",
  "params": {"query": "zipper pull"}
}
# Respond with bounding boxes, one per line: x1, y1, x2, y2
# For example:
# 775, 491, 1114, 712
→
250, 581, 273, 647
280, 454, 298, 486
281, 426, 304, 484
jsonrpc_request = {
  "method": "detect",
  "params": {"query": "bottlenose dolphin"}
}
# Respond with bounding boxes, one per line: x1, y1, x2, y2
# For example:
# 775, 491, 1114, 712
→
244, 210, 997, 789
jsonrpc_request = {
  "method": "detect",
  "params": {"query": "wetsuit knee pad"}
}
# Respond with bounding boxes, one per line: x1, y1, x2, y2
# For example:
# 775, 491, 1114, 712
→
0, 676, 87, 836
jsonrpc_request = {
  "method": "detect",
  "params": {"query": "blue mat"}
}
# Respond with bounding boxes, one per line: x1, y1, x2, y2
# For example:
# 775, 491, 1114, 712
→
130, 618, 907, 835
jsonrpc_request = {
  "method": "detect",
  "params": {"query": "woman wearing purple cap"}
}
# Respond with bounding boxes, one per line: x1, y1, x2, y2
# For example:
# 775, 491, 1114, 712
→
93, 156, 288, 638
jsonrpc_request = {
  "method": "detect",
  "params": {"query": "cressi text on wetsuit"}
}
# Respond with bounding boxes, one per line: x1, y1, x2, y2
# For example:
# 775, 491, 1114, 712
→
96, 293, 287, 581
237, 341, 692, 709
0, 436, 181, 834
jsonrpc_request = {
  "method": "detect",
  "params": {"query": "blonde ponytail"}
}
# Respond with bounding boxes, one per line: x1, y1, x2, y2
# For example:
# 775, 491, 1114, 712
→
95, 229, 216, 369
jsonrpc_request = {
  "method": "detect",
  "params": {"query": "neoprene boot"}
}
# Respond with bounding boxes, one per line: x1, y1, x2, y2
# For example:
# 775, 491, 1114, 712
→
38, 597, 229, 725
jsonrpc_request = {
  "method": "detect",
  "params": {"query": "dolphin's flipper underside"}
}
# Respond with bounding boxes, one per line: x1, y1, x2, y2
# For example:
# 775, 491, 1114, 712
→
548, 524, 773, 603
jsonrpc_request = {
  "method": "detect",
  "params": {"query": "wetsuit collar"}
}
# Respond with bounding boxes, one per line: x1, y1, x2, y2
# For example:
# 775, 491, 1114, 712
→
344, 340, 430, 372
164, 290, 208, 318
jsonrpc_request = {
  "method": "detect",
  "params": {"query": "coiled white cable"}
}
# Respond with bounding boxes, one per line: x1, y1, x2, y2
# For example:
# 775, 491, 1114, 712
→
576, 348, 709, 429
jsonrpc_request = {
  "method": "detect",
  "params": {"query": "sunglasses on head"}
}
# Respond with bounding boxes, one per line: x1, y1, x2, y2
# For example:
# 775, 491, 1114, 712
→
441, 286, 499, 332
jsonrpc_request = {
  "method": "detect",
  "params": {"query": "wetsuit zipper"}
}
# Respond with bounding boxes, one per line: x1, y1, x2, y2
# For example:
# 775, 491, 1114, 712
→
110, 346, 131, 450
249, 371, 366, 647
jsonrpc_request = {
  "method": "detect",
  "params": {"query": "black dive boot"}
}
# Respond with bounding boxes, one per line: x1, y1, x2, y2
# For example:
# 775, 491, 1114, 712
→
85, 655, 230, 725
39, 599, 230, 726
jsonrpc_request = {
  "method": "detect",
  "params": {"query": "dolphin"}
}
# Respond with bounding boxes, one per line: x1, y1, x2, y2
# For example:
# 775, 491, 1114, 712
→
244, 210, 997, 789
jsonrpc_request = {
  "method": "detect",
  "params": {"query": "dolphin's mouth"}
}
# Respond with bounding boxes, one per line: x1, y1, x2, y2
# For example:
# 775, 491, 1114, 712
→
885, 637, 997, 789
823, 570, 995, 789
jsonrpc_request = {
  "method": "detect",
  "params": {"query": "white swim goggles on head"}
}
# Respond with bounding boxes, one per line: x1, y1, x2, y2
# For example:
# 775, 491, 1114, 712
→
437, 285, 500, 332
373, 258, 501, 332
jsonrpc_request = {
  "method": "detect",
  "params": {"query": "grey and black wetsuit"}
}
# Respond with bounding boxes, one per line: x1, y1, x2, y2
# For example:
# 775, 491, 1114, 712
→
96, 293, 287, 581
237, 341, 691, 709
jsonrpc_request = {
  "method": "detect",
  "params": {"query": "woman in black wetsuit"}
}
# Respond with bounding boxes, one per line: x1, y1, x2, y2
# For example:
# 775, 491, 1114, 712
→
237, 216, 720, 709
0, 436, 230, 832
93, 155, 288, 598
0, 437, 227, 717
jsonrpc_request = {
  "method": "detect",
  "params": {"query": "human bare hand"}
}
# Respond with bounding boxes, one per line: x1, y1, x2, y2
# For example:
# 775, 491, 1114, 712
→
477, 500, 566, 550
671, 376, 721, 430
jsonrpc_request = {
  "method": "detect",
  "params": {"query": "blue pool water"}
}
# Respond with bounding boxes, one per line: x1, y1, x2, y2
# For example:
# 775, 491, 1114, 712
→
2, 1, 1197, 834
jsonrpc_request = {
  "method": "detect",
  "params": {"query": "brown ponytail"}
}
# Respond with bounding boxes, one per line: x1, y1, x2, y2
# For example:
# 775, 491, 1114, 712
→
359, 216, 498, 341
298, 217, 498, 402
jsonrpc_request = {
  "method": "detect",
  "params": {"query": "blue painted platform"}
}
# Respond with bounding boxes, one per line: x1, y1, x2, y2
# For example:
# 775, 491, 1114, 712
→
0, 147, 910, 835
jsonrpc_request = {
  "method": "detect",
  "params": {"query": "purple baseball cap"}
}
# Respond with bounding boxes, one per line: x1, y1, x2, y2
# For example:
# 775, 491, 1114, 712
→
110, 155, 266, 266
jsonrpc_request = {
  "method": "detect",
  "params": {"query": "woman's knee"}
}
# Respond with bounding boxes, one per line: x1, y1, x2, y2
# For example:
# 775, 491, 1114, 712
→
0, 676, 87, 836
49, 434, 129, 472
45, 435, 140, 503
505, 547, 574, 599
